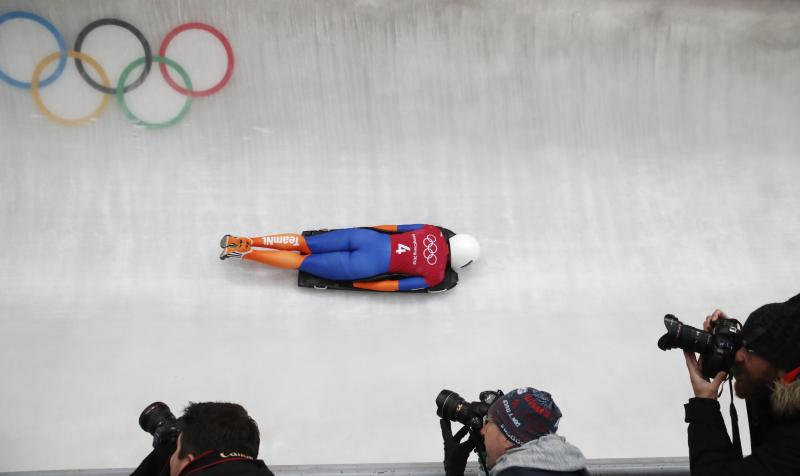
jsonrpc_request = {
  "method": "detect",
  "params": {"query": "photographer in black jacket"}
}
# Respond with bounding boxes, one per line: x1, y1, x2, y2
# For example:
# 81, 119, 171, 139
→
683, 293, 800, 475
131, 401, 274, 476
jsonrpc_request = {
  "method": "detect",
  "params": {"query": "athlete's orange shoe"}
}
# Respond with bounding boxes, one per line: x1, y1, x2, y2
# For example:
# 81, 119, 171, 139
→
220, 235, 253, 253
220, 248, 250, 260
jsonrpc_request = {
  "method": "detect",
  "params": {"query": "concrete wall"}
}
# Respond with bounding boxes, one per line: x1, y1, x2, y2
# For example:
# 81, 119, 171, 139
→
0, 459, 691, 476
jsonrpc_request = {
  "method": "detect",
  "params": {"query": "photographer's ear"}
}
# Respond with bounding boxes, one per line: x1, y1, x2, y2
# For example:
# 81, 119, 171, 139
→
169, 434, 195, 476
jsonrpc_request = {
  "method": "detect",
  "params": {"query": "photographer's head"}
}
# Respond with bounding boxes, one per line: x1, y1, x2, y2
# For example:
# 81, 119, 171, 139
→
480, 388, 562, 468
736, 294, 800, 400
170, 402, 260, 476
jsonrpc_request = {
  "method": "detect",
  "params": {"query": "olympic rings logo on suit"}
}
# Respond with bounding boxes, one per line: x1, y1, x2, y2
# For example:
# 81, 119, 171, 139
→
423, 234, 438, 265
0, 11, 234, 128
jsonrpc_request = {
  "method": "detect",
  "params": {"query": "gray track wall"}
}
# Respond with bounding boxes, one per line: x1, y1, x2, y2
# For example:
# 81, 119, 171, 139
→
0, 459, 691, 476
1, 0, 799, 472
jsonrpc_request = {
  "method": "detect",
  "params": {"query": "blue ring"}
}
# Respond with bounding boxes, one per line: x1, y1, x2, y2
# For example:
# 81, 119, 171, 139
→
0, 11, 67, 89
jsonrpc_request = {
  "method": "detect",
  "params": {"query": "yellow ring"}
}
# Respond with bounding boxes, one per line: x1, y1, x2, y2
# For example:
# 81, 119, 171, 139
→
31, 50, 111, 126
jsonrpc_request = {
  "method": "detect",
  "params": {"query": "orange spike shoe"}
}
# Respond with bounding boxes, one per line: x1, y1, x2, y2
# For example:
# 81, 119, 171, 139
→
220, 248, 250, 260
220, 235, 253, 252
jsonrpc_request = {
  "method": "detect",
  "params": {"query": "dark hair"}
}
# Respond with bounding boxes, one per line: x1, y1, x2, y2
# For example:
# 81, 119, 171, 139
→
177, 402, 260, 459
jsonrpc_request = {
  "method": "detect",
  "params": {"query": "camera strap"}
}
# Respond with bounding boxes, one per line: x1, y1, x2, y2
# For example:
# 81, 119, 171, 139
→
728, 378, 743, 458
475, 436, 488, 474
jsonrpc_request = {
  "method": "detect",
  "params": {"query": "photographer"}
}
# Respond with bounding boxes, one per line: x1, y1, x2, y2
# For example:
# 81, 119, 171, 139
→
440, 387, 588, 476
683, 293, 800, 475
131, 402, 274, 476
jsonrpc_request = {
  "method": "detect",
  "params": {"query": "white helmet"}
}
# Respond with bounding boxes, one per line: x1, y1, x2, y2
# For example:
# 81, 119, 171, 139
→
449, 234, 480, 270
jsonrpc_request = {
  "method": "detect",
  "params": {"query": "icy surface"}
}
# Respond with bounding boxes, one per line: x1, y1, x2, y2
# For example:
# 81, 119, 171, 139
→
1, 0, 799, 471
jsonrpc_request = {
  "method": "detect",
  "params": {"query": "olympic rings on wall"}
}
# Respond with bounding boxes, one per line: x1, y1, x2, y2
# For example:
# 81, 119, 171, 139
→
32, 50, 111, 126
74, 18, 152, 95
0, 11, 67, 89
160, 23, 234, 98
0, 10, 234, 128
118, 56, 193, 129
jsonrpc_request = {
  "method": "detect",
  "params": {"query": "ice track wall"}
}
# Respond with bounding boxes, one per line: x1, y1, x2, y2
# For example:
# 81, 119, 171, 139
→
1, 0, 799, 471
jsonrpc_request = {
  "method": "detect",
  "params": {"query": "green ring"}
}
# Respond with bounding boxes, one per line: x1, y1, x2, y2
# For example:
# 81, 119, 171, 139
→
116, 55, 193, 129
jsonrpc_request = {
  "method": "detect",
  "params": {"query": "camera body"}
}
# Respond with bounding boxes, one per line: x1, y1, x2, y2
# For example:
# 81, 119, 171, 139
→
139, 401, 179, 448
436, 389, 503, 431
658, 314, 743, 378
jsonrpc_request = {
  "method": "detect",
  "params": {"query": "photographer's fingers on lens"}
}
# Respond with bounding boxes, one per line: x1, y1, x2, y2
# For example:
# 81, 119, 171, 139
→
696, 355, 711, 381
440, 419, 453, 439
704, 309, 727, 332
684, 351, 704, 379
685, 351, 726, 398
453, 425, 469, 443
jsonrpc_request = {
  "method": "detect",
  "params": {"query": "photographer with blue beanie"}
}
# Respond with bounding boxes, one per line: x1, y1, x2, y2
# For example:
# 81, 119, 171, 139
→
440, 387, 588, 476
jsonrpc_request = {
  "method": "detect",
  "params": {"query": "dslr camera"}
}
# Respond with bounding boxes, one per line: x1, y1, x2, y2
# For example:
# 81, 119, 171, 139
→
436, 388, 503, 430
658, 314, 743, 378
139, 401, 180, 448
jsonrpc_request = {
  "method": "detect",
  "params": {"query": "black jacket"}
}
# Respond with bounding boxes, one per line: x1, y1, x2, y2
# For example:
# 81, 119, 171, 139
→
684, 379, 800, 475
131, 447, 274, 476
174, 451, 274, 476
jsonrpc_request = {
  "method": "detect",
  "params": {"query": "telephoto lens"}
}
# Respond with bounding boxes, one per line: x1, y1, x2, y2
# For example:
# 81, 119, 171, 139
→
657, 315, 713, 353
436, 390, 471, 424
436, 389, 503, 431
139, 402, 179, 448
657, 314, 743, 378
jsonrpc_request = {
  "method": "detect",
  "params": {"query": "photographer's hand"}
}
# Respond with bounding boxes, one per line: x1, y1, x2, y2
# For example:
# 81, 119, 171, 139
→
440, 419, 477, 476
703, 309, 730, 332
684, 351, 727, 399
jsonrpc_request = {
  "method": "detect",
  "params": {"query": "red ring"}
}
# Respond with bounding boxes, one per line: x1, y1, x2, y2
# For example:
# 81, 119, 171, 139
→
158, 22, 234, 97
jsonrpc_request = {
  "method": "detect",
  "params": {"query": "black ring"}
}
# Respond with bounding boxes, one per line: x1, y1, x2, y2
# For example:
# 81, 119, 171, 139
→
73, 18, 152, 94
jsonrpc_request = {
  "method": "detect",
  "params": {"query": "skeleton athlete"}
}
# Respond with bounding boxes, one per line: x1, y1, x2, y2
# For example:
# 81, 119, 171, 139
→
220, 224, 479, 292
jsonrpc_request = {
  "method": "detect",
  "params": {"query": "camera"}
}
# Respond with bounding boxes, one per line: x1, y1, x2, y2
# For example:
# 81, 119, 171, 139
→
658, 314, 743, 378
436, 389, 503, 431
139, 401, 179, 448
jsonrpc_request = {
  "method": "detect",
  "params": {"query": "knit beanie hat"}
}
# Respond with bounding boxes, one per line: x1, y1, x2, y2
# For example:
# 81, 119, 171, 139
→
487, 387, 562, 447
742, 292, 800, 374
